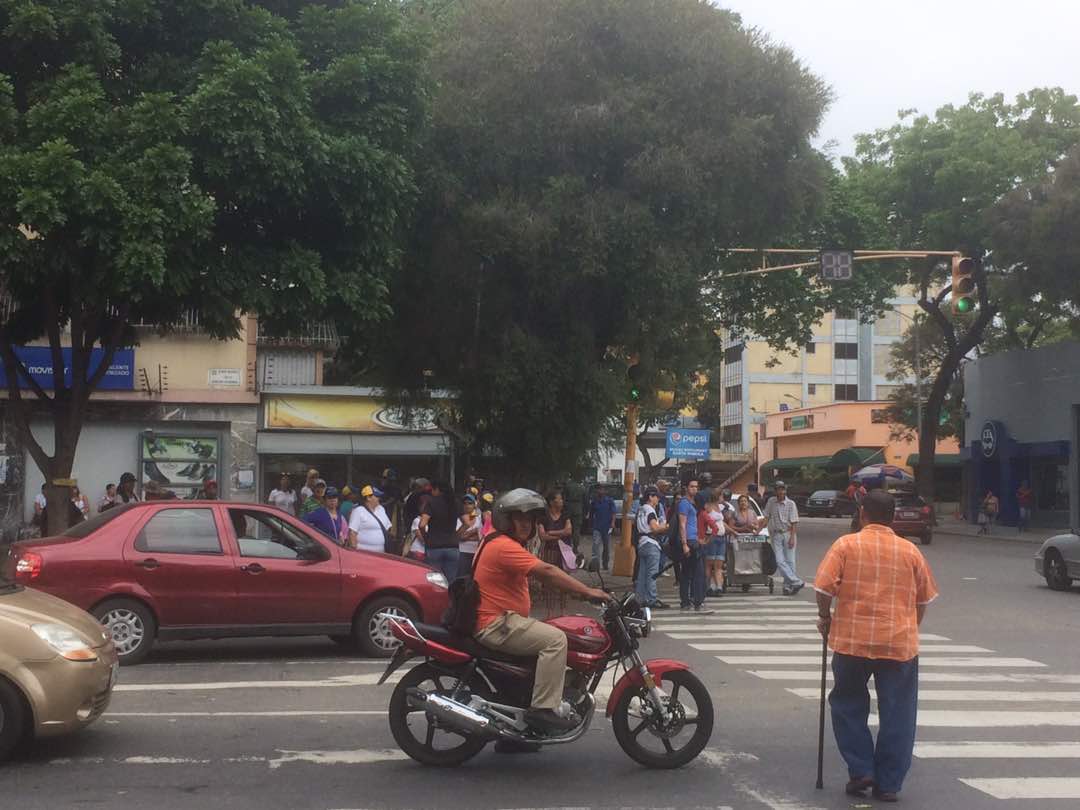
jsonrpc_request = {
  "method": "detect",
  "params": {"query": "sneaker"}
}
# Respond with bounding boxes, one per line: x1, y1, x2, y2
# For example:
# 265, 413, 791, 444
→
791, 581, 806, 595
782, 586, 794, 596
651, 600, 671, 610
693, 605, 714, 614
680, 605, 692, 612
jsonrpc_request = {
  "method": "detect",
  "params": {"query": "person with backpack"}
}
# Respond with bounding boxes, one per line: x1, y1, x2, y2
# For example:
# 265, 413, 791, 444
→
471, 489, 608, 736
634, 487, 670, 610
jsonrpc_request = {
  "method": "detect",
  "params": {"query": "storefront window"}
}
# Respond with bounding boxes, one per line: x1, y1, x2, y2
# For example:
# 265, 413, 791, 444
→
1033, 460, 1070, 511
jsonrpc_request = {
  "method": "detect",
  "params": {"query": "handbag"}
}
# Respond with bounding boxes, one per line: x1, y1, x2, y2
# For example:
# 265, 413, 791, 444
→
557, 539, 577, 571
363, 504, 393, 553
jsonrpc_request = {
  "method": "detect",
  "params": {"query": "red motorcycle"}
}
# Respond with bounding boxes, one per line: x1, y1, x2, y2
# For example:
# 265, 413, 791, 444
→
378, 587, 714, 768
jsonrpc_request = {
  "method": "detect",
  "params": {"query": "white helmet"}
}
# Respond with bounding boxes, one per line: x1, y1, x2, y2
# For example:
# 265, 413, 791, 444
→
492, 488, 547, 533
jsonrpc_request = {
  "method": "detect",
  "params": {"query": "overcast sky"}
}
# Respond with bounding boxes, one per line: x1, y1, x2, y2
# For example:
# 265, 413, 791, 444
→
720, 0, 1079, 158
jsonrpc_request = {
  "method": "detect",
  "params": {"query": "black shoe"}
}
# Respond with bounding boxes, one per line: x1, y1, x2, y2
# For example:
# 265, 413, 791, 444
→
845, 776, 874, 796
651, 600, 670, 609
791, 581, 806, 595
525, 708, 577, 734
872, 787, 899, 802
495, 739, 542, 754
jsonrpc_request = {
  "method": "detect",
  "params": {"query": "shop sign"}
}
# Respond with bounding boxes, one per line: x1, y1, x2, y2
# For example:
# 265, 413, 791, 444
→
0, 346, 134, 390
981, 421, 1002, 459
783, 415, 814, 431
208, 368, 243, 387
265, 396, 439, 433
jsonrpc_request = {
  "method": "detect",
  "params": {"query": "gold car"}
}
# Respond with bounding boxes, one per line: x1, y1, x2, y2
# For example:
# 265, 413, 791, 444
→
1, 554, 118, 762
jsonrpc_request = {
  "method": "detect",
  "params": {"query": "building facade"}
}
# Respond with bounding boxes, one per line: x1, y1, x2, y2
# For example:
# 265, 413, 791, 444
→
963, 342, 1079, 531
719, 294, 922, 457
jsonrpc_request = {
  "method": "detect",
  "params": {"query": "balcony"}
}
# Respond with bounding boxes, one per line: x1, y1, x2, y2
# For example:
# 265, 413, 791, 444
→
256, 320, 340, 350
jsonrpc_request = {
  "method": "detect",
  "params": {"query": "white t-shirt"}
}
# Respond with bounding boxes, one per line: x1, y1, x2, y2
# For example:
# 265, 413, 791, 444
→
300, 485, 314, 501
456, 513, 483, 555
268, 489, 297, 513
408, 517, 425, 555
34, 492, 46, 510
349, 504, 391, 553
636, 503, 661, 548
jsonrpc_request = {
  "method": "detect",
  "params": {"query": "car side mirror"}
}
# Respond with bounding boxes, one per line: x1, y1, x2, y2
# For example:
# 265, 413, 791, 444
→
301, 545, 331, 562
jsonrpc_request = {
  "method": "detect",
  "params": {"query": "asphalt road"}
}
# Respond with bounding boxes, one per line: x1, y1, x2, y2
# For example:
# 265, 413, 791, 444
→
3, 518, 1078, 810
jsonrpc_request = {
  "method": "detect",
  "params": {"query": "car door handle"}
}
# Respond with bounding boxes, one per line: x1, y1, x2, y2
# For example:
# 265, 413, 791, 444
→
135, 559, 161, 570
240, 563, 266, 574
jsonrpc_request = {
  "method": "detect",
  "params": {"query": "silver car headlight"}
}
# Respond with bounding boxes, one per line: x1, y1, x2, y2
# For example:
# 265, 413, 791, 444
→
426, 571, 449, 590
32, 623, 99, 662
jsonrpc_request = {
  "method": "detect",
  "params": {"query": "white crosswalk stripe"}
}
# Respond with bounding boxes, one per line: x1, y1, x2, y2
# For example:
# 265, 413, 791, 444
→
648, 594, 1073, 799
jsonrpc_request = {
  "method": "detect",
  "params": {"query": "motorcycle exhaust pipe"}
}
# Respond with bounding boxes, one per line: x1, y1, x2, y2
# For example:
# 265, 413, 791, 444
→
410, 690, 494, 737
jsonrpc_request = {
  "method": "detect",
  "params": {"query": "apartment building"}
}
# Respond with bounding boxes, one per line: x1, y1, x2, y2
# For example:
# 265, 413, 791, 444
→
718, 292, 921, 458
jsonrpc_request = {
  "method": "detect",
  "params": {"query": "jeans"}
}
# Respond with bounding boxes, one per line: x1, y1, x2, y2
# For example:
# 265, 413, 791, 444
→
678, 542, 706, 607
635, 540, 662, 606
592, 529, 611, 569
426, 547, 460, 584
456, 552, 475, 579
771, 532, 802, 587
1018, 507, 1031, 532
830, 653, 919, 794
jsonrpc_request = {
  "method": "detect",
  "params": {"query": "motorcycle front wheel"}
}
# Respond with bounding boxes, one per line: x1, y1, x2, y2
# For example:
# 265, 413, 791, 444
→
388, 663, 489, 767
612, 669, 714, 769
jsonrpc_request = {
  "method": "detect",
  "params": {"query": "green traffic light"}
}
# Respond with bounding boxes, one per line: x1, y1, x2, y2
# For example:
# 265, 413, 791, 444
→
630, 387, 641, 401
955, 297, 974, 314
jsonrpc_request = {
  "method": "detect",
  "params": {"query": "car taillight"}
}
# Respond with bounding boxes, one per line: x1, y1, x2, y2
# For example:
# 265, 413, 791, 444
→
16, 552, 42, 581
920, 506, 931, 518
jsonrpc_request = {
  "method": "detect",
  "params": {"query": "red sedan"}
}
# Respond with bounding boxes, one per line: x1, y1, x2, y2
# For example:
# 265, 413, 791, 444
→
12, 501, 449, 664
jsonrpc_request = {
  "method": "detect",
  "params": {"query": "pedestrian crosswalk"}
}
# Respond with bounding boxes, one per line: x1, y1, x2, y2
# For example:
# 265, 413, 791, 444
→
651, 591, 1080, 802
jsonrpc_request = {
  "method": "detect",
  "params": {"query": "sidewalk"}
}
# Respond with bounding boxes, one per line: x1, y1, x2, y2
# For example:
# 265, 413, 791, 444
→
934, 515, 1070, 545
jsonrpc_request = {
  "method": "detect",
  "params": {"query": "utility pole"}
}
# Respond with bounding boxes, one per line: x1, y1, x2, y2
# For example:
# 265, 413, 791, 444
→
612, 402, 639, 578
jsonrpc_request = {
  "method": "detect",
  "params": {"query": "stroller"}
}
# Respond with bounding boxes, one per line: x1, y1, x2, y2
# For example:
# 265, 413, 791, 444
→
725, 533, 777, 593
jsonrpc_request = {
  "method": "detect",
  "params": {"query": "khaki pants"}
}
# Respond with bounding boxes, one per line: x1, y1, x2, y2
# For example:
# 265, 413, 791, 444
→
475, 612, 567, 710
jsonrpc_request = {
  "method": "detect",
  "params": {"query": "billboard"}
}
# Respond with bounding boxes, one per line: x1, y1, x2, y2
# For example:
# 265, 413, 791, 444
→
264, 396, 439, 433
665, 428, 711, 460
0, 346, 134, 390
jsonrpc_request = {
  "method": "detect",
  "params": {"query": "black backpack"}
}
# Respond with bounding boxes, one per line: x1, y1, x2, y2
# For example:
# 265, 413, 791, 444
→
442, 534, 495, 635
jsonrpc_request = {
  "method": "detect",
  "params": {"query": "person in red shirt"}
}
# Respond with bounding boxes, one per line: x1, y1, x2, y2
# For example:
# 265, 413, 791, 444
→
1016, 481, 1034, 533
473, 489, 608, 735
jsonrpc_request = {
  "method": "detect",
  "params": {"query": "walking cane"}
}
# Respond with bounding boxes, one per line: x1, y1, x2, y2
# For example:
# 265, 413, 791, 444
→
815, 617, 830, 790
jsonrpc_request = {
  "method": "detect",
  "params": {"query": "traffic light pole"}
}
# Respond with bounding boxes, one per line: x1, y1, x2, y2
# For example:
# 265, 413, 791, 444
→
612, 402, 639, 578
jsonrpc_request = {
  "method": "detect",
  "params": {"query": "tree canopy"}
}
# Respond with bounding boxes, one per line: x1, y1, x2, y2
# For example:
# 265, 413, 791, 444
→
363, 0, 899, 481
0, 0, 428, 530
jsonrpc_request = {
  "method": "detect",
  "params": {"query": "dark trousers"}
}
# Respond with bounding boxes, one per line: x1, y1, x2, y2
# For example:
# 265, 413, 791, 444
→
830, 653, 919, 794
678, 543, 706, 607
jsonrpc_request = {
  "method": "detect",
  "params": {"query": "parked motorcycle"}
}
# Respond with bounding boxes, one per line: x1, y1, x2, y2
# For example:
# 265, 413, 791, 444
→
378, 581, 713, 768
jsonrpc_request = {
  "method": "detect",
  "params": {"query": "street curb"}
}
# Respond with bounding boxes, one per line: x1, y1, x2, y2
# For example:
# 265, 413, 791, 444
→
932, 526, 1060, 545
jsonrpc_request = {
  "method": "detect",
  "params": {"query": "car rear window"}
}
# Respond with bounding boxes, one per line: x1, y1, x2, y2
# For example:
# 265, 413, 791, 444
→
894, 493, 925, 507
810, 491, 837, 499
62, 503, 140, 539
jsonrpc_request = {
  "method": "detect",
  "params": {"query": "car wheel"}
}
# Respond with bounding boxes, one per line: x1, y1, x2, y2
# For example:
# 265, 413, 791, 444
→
355, 596, 418, 658
1045, 550, 1073, 592
0, 678, 29, 763
93, 598, 156, 665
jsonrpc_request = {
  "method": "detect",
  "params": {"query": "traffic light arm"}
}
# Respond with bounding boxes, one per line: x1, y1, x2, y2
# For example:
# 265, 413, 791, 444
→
718, 250, 962, 280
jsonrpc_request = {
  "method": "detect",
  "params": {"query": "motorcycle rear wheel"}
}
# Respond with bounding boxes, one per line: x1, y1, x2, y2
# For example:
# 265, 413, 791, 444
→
612, 669, 714, 769
388, 663, 489, 767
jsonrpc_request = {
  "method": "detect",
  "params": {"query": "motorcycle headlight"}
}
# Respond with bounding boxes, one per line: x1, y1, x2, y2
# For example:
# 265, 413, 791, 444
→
32, 623, 99, 661
426, 571, 449, 590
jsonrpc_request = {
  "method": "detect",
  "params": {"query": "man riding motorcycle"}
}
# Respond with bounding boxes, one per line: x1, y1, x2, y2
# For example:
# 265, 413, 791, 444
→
473, 488, 609, 734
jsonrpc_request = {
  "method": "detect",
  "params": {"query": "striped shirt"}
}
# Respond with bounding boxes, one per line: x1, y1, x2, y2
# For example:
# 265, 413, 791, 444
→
814, 524, 939, 661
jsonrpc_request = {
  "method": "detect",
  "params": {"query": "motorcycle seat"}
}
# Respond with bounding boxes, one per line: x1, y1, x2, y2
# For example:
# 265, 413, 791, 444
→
413, 622, 537, 668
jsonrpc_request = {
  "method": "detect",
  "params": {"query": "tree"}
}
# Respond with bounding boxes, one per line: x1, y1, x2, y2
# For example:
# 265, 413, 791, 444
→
882, 314, 964, 443
364, 0, 899, 483
0, 0, 428, 533
845, 89, 1080, 501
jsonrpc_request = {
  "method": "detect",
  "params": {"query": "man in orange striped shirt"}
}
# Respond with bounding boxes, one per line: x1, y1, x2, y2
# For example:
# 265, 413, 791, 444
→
814, 490, 939, 803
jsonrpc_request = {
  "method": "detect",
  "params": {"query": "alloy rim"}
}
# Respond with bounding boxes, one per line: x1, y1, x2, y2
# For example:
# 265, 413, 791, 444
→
101, 608, 145, 656
369, 606, 408, 652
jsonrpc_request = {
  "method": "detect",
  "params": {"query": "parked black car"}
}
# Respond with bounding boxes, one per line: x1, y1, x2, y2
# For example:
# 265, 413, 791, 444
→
804, 489, 858, 518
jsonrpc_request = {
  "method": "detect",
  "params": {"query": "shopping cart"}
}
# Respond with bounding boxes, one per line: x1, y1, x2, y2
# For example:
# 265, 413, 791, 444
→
725, 533, 776, 593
